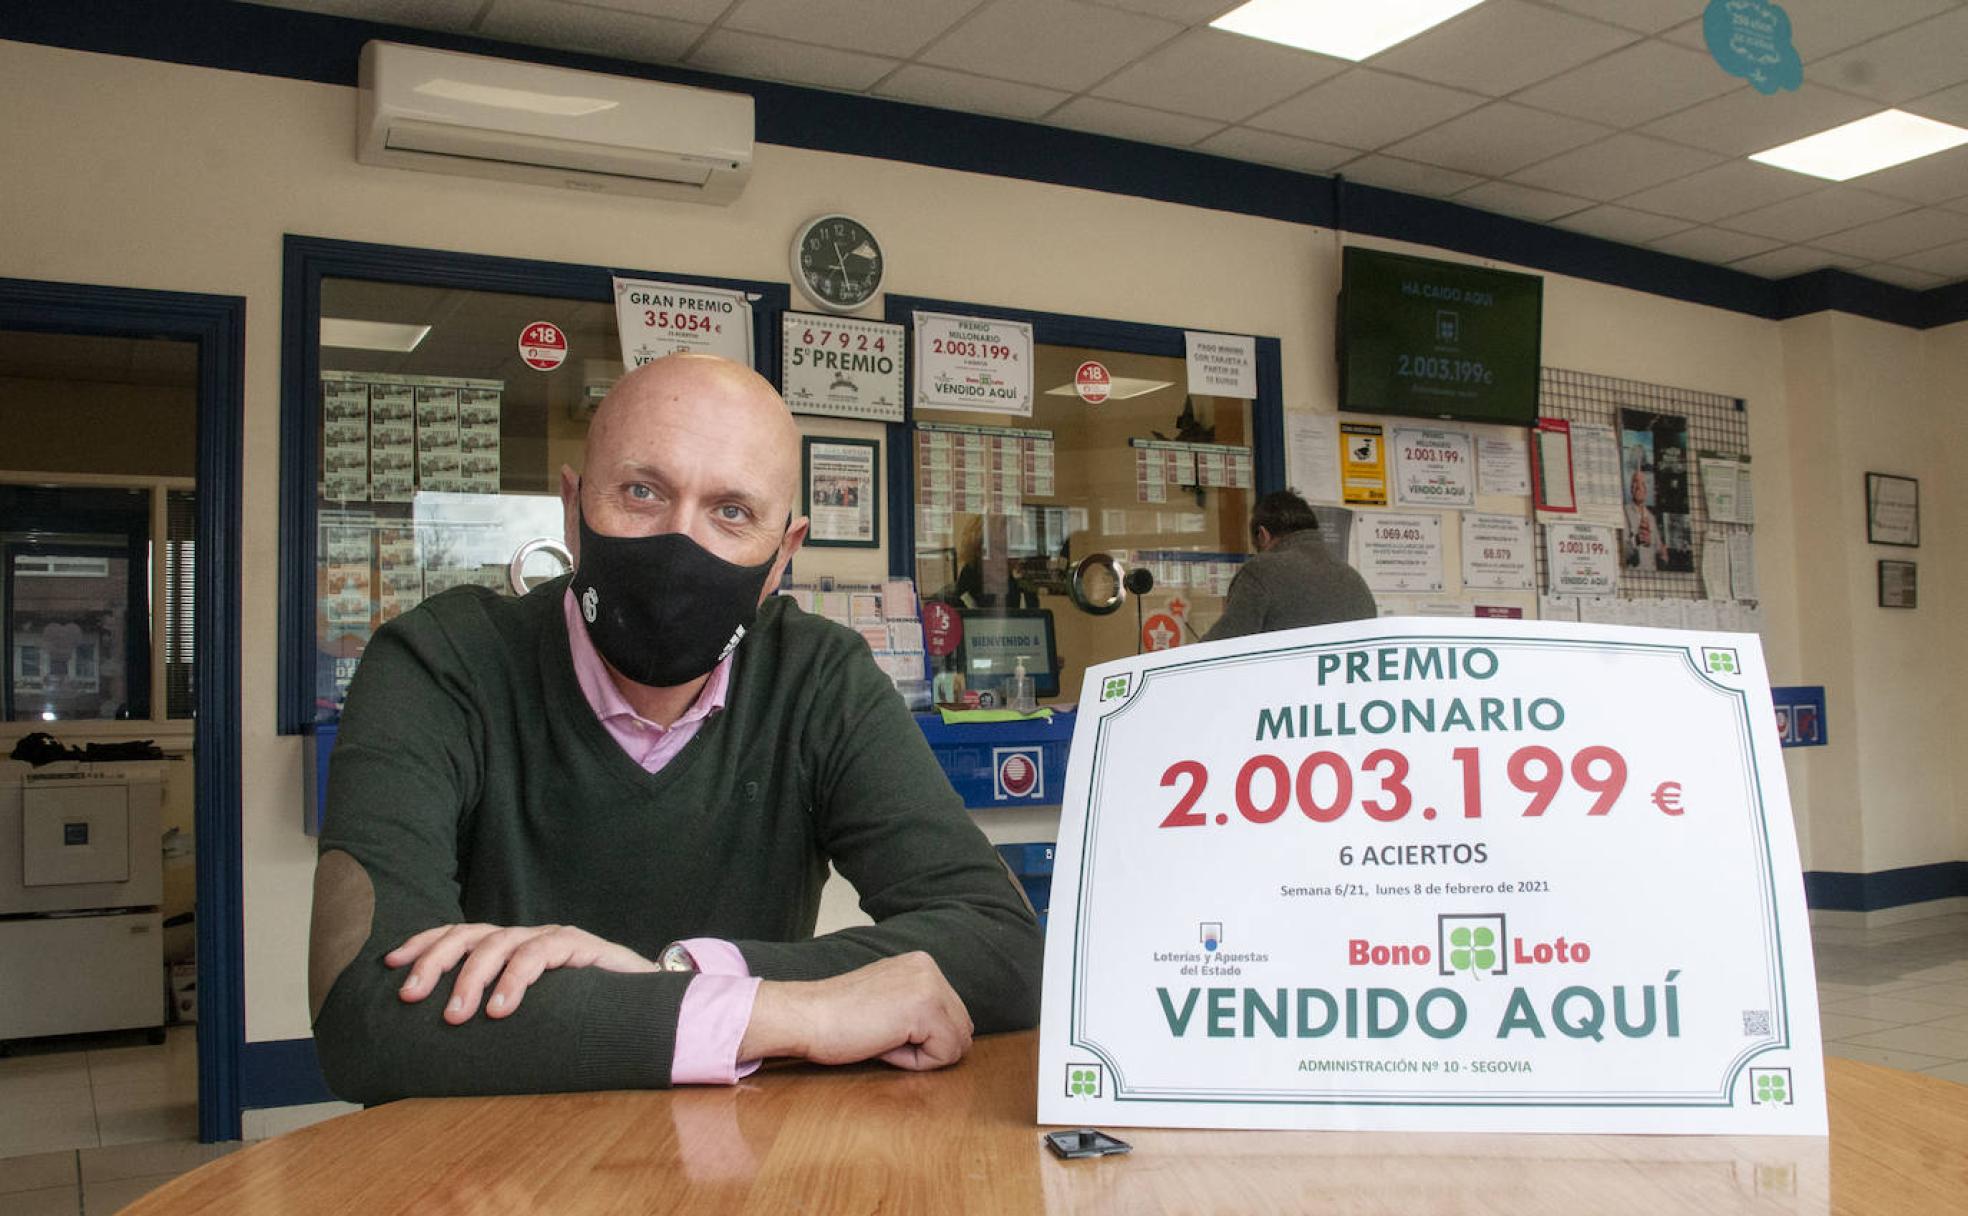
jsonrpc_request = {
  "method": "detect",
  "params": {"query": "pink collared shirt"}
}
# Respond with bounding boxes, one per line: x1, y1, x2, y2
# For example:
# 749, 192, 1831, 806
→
563, 590, 762, 1085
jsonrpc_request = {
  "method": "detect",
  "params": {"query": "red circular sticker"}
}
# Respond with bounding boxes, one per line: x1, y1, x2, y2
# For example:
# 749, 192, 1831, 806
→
1074, 360, 1111, 404
1141, 612, 1181, 652
519, 321, 568, 371
923, 600, 962, 658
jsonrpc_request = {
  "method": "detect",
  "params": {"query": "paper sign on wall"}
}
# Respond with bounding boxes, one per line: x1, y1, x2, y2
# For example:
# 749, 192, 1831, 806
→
1038, 616, 1825, 1134
1283, 412, 1341, 504
613, 277, 754, 369
1392, 426, 1475, 508
1184, 331, 1256, 398
1461, 512, 1535, 591
1357, 511, 1444, 594
1340, 422, 1389, 507
914, 311, 1034, 417
781, 312, 905, 422
1544, 522, 1620, 596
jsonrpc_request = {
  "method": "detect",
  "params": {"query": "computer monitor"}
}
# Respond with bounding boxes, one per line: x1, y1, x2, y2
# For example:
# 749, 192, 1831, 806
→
956, 608, 1059, 700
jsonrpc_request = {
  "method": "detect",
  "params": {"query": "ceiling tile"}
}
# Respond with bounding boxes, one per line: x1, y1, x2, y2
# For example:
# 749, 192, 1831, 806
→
1645, 226, 1784, 264
721, 0, 977, 59
916, 0, 1181, 91
1369, 0, 1636, 97
1046, 97, 1225, 147
1195, 127, 1360, 174
1513, 40, 1740, 129
873, 65, 1071, 120
1092, 27, 1348, 123
1382, 102, 1610, 177
1334, 155, 1483, 199
1812, 207, 1968, 260
1508, 133, 1722, 202
1859, 263, 1951, 288
1720, 187, 1913, 243
478, 1, 705, 63
1730, 246, 1867, 278
1246, 69, 1486, 151
1078, 0, 1235, 19
1904, 81, 1968, 128
1553, 205, 1693, 244
1640, 83, 1881, 157
686, 28, 898, 90
564, 0, 736, 23
1536, 0, 1693, 35
1799, 3, 1968, 96
1896, 239, 1968, 277
1619, 159, 1830, 222
1453, 180, 1593, 223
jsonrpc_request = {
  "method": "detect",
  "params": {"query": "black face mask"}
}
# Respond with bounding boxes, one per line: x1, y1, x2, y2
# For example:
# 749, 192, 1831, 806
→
570, 506, 780, 688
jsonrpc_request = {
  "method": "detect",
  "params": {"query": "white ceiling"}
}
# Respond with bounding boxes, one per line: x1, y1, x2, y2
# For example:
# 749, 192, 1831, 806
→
243, 0, 1968, 290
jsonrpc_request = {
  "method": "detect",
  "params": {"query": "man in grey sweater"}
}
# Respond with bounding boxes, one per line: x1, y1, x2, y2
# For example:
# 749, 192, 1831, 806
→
1203, 490, 1376, 641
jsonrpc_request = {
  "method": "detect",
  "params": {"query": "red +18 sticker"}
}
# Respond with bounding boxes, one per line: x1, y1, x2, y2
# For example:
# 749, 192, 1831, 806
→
519, 321, 568, 371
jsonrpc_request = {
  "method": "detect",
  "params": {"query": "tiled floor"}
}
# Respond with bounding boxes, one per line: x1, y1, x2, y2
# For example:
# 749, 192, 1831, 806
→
1, 914, 1965, 1213
1813, 910, 1968, 1083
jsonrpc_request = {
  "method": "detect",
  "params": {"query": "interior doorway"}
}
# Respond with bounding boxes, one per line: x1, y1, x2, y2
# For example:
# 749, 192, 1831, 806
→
0, 278, 244, 1145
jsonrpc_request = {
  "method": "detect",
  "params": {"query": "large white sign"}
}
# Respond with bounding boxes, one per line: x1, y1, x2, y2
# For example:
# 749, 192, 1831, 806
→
1392, 426, 1475, 508
1037, 617, 1825, 1134
612, 277, 754, 369
780, 312, 905, 422
914, 311, 1033, 417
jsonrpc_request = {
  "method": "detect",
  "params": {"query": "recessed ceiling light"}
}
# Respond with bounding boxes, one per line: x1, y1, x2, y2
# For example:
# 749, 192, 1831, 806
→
1210, 0, 1487, 62
320, 318, 432, 353
1042, 377, 1173, 400
1750, 110, 1968, 182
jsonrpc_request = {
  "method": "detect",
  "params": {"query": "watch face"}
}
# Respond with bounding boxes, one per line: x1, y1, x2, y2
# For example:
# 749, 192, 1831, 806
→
794, 215, 883, 313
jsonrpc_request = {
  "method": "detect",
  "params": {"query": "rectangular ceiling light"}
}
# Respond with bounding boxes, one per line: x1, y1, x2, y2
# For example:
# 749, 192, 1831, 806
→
320, 318, 432, 353
1750, 110, 1968, 181
1210, 0, 1487, 61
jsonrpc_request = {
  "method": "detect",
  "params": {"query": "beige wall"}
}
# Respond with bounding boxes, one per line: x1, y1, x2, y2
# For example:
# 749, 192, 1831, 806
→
1, 39, 1961, 1043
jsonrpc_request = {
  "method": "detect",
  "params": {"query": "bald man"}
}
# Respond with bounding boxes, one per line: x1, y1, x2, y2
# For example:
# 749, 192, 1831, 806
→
309, 354, 1042, 1102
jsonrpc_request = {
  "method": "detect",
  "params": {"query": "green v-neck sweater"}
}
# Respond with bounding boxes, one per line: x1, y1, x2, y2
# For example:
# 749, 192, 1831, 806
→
312, 578, 1042, 1102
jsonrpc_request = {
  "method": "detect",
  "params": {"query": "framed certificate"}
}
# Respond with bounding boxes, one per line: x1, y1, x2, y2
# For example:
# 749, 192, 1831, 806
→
1865, 473, 1919, 547
802, 437, 880, 549
1878, 559, 1917, 609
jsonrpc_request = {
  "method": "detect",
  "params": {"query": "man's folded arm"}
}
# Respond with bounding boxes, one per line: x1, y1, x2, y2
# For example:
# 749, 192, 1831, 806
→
732, 646, 1044, 1034
308, 620, 693, 1103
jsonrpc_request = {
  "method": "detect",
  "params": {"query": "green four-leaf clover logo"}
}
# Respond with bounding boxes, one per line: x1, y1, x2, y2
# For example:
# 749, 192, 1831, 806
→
1449, 926, 1496, 977
1755, 1073, 1787, 1104
1069, 1067, 1099, 1096
1100, 675, 1131, 702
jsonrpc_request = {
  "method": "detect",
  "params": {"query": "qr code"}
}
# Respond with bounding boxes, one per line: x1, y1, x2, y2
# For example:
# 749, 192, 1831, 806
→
1742, 1010, 1772, 1035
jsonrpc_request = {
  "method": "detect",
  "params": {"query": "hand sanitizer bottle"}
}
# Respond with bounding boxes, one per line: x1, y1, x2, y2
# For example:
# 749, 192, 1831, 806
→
1009, 657, 1037, 714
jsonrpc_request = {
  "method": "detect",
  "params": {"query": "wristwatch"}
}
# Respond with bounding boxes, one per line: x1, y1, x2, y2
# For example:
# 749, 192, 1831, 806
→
657, 942, 698, 974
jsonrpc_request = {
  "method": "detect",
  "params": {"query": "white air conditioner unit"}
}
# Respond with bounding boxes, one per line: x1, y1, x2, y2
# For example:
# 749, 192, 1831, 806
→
358, 41, 753, 204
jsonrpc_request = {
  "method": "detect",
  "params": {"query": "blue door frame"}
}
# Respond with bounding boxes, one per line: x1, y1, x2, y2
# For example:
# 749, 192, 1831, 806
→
0, 277, 246, 1142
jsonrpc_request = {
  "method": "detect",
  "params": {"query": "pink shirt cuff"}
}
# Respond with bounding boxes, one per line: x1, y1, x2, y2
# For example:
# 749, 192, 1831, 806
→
669, 939, 762, 1086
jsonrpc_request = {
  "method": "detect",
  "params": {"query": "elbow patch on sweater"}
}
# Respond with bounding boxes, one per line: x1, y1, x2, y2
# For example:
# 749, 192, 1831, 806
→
309, 849, 375, 1024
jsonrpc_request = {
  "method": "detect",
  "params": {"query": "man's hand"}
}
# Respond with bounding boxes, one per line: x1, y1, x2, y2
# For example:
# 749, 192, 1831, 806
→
738, 952, 974, 1072
385, 924, 658, 1024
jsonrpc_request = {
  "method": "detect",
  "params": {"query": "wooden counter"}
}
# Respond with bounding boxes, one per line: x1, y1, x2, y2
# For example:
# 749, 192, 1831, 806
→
127, 1032, 1967, 1214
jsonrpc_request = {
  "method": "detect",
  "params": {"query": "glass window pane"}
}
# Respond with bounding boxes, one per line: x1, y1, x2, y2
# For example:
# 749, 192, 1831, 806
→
1, 486, 153, 721
914, 342, 1254, 704
313, 279, 598, 716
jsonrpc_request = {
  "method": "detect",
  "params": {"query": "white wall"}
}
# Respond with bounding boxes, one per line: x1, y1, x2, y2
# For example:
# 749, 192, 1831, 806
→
1, 38, 1958, 1042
